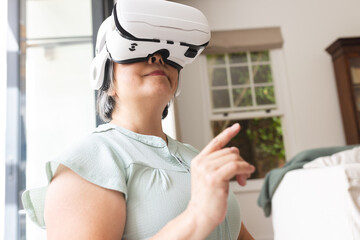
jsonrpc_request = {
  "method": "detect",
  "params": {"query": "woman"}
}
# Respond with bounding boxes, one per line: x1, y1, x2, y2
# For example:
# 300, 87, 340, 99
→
22, 2, 255, 239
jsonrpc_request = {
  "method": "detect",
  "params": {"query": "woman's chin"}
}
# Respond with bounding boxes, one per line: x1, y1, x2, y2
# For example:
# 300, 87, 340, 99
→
146, 84, 174, 98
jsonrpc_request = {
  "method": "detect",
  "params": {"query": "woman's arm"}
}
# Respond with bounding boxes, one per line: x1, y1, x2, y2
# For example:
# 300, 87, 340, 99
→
45, 165, 127, 240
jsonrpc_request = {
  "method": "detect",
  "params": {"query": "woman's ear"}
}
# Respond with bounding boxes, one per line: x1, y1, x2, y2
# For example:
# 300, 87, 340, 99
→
107, 88, 116, 97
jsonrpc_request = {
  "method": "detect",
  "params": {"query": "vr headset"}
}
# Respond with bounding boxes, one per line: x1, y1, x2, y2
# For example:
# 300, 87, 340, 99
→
90, 0, 211, 90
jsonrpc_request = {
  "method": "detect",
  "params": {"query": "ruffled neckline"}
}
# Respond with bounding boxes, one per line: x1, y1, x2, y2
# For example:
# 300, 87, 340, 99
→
95, 123, 177, 153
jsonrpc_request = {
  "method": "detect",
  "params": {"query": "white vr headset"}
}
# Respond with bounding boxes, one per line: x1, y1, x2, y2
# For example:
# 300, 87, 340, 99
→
90, 0, 211, 90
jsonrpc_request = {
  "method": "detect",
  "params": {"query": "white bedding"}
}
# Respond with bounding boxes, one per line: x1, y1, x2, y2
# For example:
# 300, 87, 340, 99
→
272, 164, 360, 240
303, 146, 360, 168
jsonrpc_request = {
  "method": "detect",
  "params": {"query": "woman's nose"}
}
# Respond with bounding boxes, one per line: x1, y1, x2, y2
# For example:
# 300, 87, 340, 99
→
148, 54, 164, 65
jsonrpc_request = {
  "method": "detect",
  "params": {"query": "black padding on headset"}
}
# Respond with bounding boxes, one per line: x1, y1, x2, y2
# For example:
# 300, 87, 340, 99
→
184, 48, 198, 58
152, 49, 170, 59
111, 48, 183, 71
147, 49, 183, 70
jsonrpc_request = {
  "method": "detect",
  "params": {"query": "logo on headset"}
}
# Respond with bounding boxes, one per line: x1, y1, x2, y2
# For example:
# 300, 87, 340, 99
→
129, 43, 138, 52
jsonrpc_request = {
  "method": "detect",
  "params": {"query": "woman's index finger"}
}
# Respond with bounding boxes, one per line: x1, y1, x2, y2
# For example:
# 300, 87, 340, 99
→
200, 123, 241, 156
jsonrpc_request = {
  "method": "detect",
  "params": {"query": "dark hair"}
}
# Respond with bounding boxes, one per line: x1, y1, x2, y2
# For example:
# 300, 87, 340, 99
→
96, 60, 169, 122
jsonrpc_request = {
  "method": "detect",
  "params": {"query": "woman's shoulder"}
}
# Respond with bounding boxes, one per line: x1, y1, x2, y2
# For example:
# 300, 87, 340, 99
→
56, 123, 125, 156
47, 124, 129, 196
50, 124, 130, 175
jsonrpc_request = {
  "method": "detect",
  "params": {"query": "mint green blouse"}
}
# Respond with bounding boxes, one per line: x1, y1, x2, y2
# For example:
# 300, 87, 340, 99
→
22, 123, 241, 239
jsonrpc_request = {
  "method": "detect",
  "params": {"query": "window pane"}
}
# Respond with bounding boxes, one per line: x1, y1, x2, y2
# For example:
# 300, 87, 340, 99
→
349, 58, 360, 112
253, 65, 272, 83
230, 66, 249, 85
209, 68, 227, 86
255, 86, 276, 105
211, 117, 286, 179
212, 89, 230, 108
229, 52, 247, 64
26, 0, 92, 39
350, 57, 360, 84
250, 51, 270, 62
207, 54, 226, 65
232, 88, 252, 107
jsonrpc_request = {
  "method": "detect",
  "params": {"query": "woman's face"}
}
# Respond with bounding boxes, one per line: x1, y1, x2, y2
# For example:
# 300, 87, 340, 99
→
111, 54, 179, 106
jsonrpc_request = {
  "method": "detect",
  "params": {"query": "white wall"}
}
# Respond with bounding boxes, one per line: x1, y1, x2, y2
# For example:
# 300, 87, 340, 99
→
174, 0, 360, 239
176, 56, 211, 150
1, 1, 8, 239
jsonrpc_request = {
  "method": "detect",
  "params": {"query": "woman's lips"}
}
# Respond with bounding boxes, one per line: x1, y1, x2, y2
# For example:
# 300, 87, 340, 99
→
146, 70, 167, 77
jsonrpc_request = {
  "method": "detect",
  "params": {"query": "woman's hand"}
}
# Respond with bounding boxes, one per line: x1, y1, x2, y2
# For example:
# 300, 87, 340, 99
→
187, 123, 255, 233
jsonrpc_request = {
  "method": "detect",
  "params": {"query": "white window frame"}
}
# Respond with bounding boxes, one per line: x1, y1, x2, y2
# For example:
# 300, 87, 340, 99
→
208, 51, 278, 114
199, 49, 297, 192
205, 50, 284, 120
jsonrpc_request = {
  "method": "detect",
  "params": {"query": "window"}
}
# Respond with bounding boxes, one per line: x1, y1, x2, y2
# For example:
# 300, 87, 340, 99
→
205, 50, 286, 179
207, 51, 277, 113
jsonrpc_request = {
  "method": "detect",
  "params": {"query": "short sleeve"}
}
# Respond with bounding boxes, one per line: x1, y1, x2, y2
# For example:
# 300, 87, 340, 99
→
21, 134, 128, 228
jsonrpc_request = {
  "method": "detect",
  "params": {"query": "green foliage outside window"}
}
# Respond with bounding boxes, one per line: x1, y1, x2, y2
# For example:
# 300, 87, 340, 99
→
255, 86, 275, 105
212, 117, 285, 179
251, 51, 270, 62
232, 88, 253, 107
245, 117, 285, 171
253, 65, 272, 83
231, 66, 249, 85
229, 52, 247, 63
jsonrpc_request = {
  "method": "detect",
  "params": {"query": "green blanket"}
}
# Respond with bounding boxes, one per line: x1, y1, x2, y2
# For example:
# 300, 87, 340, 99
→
257, 145, 358, 217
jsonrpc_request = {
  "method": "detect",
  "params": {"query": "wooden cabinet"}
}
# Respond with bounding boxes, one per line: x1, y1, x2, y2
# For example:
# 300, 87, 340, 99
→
326, 37, 360, 144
